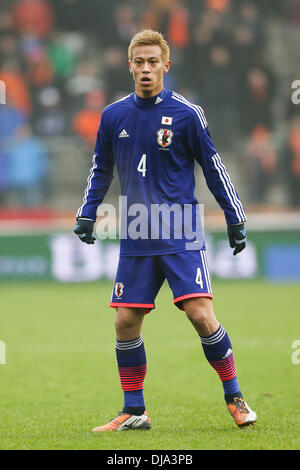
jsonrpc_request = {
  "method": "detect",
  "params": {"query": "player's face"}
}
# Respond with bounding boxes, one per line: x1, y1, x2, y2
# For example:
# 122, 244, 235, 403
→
128, 45, 171, 98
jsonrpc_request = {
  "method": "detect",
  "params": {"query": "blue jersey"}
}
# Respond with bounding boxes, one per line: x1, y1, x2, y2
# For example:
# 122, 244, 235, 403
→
77, 88, 246, 256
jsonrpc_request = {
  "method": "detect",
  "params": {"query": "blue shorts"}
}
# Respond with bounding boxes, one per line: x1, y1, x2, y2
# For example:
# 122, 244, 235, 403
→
109, 250, 213, 313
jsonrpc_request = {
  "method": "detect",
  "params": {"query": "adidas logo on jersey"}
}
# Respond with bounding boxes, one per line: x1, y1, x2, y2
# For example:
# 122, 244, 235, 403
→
118, 129, 129, 138
155, 96, 163, 104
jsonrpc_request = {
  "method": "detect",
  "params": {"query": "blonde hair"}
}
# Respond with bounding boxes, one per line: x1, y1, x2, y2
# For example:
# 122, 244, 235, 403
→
128, 29, 170, 63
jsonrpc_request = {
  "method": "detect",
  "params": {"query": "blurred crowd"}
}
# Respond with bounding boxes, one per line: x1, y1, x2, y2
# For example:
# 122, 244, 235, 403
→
0, 0, 299, 209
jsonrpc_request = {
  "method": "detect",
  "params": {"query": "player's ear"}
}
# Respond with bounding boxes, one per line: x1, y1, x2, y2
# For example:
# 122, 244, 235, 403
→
128, 60, 133, 74
163, 60, 171, 75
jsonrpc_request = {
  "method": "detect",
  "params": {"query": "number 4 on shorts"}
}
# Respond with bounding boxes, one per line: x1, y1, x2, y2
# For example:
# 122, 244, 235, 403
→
195, 267, 203, 288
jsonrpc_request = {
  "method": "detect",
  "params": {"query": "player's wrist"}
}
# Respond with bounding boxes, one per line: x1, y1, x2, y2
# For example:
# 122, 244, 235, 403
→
227, 221, 245, 227
76, 216, 94, 221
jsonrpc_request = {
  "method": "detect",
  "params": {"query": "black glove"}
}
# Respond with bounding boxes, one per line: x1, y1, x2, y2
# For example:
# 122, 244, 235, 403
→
74, 217, 96, 244
227, 222, 247, 256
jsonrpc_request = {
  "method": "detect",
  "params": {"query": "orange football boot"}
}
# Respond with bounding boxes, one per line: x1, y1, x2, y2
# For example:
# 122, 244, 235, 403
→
92, 410, 151, 432
227, 397, 257, 427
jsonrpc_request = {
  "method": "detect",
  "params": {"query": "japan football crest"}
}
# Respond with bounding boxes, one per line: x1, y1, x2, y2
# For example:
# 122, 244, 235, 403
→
157, 128, 173, 148
115, 282, 124, 298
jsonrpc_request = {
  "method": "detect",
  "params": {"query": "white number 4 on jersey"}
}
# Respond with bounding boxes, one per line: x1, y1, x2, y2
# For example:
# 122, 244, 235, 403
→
137, 154, 147, 177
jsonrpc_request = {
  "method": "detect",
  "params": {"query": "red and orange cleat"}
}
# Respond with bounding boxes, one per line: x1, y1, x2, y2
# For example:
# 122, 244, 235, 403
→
92, 410, 151, 432
227, 397, 257, 427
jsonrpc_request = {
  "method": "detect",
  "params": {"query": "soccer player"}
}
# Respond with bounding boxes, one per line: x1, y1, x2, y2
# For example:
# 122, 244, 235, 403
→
74, 29, 257, 431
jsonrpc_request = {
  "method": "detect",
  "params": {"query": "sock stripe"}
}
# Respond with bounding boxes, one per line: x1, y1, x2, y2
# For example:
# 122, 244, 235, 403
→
200, 326, 241, 395
200, 325, 225, 345
116, 336, 143, 350
118, 364, 147, 391
116, 336, 147, 408
210, 355, 237, 381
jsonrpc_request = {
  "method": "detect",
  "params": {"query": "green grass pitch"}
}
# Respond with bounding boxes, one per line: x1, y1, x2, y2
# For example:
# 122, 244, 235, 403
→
0, 279, 299, 450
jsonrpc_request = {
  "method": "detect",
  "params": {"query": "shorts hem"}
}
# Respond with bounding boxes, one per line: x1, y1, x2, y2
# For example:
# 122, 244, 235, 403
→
174, 293, 213, 311
109, 302, 154, 314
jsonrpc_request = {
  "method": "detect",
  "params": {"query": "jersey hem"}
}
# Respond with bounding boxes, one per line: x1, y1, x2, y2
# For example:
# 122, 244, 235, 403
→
119, 247, 204, 257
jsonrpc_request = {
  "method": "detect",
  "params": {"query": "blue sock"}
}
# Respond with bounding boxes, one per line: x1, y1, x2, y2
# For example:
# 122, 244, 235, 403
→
200, 324, 242, 400
116, 336, 146, 415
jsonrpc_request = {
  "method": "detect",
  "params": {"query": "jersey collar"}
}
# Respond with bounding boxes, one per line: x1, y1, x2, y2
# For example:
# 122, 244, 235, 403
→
133, 88, 169, 107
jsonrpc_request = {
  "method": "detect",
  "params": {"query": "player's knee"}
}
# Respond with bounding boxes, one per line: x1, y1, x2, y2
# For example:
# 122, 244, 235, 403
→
114, 308, 145, 335
184, 299, 218, 335
114, 315, 133, 333
186, 307, 210, 328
